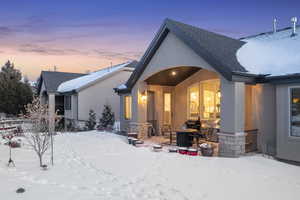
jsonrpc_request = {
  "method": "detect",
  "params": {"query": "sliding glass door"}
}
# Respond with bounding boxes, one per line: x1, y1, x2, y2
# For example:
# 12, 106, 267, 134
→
187, 79, 220, 121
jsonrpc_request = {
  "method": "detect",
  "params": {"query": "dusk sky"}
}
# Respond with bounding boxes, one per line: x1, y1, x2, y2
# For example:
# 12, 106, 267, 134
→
0, 0, 299, 80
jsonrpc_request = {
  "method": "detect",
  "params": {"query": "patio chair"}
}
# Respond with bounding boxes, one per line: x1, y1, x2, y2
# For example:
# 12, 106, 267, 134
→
161, 125, 176, 145
206, 128, 219, 143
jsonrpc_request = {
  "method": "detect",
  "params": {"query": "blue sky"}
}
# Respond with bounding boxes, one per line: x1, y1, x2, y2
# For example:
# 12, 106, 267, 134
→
0, 0, 299, 80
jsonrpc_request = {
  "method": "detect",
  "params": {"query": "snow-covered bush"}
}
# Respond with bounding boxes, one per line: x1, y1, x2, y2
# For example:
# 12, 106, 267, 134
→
85, 109, 96, 130
98, 104, 115, 130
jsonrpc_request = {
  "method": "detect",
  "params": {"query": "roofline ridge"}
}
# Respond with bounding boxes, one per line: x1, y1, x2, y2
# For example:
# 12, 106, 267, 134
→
240, 25, 300, 40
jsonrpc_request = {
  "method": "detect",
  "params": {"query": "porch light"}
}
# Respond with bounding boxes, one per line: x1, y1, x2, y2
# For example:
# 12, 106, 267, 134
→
141, 91, 147, 102
171, 71, 177, 76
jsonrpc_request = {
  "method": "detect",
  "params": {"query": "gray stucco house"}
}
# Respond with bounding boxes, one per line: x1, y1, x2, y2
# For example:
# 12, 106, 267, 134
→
57, 61, 137, 128
115, 18, 300, 162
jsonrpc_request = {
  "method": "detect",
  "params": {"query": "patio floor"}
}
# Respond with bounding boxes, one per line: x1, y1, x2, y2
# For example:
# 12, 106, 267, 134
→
144, 136, 220, 156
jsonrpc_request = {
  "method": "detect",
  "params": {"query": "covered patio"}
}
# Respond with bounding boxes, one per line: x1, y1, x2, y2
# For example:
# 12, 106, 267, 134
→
138, 65, 257, 155
117, 19, 259, 157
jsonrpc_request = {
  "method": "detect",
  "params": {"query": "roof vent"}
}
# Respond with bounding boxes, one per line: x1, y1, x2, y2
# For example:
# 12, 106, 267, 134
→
291, 17, 298, 37
273, 18, 277, 33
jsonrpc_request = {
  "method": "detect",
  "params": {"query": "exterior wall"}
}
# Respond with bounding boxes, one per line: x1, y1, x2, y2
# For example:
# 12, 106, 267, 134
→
131, 31, 217, 126
276, 84, 300, 162
77, 70, 132, 122
252, 84, 276, 155
64, 94, 78, 120
119, 94, 131, 132
39, 81, 48, 104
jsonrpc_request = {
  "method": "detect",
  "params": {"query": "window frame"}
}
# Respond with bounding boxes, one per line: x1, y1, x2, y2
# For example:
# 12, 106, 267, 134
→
187, 79, 220, 121
187, 83, 200, 120
163, 92, 172, 125
288, 86, 300, 138
64, 95, 72, 111
124, 95, 132, 120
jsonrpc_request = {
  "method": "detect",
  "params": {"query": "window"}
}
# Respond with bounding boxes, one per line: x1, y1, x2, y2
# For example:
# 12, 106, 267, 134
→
290, 88, 300, 137
187, 80, 220, 120
164, 93, 171, 124
65, 96, 72, 110
124, 96, 132, 120
200, 80, 221, 120
187, 84, 199, 119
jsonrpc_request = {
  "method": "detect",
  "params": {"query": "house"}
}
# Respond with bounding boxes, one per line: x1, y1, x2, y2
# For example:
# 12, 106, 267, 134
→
57, 61, 137, 129
115, 18, 300, 162
37, 71, 86, 129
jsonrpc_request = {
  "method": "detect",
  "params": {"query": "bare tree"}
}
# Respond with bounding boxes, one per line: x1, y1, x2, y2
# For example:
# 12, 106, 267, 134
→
24, 97, 57, 167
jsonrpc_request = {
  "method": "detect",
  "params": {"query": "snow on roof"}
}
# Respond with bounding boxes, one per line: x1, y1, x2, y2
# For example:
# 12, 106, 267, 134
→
58, 61, 133, 93
116, 84, 127, 90
237, 27, 300, 76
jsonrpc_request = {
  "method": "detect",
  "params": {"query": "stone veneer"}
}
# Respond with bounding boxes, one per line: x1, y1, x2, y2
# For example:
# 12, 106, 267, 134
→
129, 122, 153, 139
218, 132, 245, 157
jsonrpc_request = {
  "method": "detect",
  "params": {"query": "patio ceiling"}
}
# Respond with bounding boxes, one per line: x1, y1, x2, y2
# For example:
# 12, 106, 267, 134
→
145, 66, 200, 86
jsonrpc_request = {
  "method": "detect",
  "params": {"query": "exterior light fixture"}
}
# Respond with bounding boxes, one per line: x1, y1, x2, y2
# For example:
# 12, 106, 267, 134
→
171, 71, 177, 76
141, 91, 147, 102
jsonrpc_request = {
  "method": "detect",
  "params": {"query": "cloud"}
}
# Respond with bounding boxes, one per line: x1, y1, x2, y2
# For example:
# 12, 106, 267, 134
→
93, 49, 142, 60
16, 44, 142, 60
0, 26, 17, 37
18, 44, 90, 56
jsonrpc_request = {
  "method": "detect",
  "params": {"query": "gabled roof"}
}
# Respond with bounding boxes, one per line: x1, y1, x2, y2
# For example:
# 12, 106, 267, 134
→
37, 71, 86, 94
57, 61, 137, 93
118, 18, 246, 93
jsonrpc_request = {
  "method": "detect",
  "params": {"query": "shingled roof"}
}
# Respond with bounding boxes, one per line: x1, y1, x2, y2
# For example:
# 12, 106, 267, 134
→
37, 71, 86, 94
117, 18, 246, 93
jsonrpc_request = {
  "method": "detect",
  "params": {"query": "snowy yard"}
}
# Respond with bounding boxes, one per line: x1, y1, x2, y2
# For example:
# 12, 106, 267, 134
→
0, 131, 300, 200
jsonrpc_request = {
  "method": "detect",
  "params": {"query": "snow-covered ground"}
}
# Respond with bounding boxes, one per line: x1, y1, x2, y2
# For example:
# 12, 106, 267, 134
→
0, 131, 300, 200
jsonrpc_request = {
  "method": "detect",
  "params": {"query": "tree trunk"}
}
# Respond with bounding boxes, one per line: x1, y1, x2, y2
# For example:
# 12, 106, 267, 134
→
39, 155, 43, 167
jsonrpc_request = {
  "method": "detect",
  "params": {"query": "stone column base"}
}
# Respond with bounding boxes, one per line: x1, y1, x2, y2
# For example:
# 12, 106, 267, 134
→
129, 122, 152, 139
218, 132, 245, 157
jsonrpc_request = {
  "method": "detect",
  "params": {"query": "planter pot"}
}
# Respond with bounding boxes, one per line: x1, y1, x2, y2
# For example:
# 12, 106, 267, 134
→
169, 147, 178, 153
153, 144, 162, 152
128, 137, 133, 144
134, 140, 144, 147
200, 147, 214, 157
127, 132, 138, 139
178, 147, 188, 154
187, 148, 198, 156
131, 138, 138, 145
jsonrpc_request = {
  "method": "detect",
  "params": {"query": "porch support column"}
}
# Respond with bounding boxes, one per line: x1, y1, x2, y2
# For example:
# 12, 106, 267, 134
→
48, 93, 55, 133
219, 78, 245, 157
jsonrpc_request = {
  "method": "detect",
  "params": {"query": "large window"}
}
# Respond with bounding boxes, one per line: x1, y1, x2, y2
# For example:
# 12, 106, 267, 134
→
200, 80, 221, 120
290, 88, 300, 137
124, 96, 132, 120
187, 80, 220, 120
65, 96, 72, 110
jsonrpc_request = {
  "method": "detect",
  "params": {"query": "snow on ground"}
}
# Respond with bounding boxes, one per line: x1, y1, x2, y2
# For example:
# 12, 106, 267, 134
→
1, 131, 300, 200
237, 27, 300, 76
